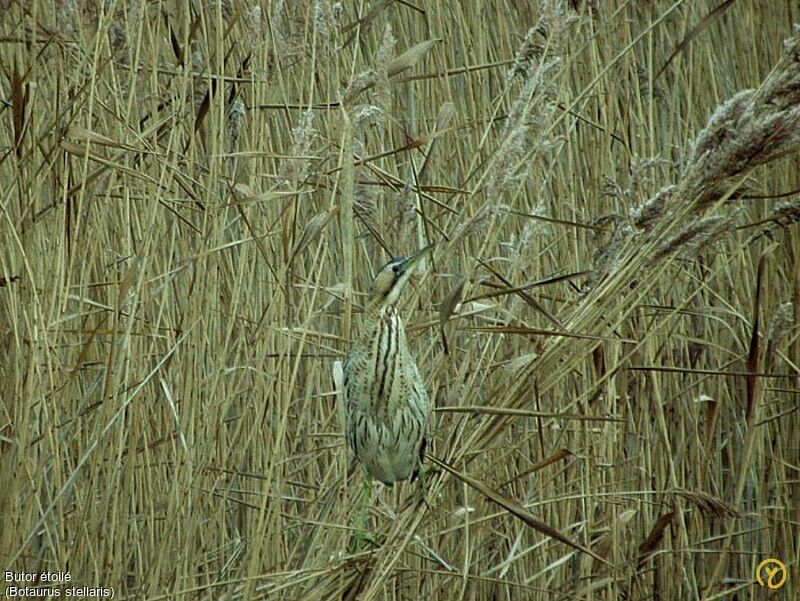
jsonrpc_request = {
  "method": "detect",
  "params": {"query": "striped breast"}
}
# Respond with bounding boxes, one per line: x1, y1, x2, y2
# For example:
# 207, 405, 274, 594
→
343, 307, 430, 484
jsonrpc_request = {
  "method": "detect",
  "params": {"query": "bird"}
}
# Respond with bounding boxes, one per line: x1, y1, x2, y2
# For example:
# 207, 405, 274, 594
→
342, 245, 433, 489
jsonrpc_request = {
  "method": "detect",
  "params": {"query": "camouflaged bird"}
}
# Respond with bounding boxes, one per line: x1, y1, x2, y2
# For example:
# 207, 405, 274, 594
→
342, 246, 433, 485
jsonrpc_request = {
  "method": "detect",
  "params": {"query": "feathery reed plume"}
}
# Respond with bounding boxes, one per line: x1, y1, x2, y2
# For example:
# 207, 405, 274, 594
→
766, 301, 794, 345
631, 184, 676, 231
341, 24, 395, 111
587, 214, 634, 287
350, 104, 385, 126
311, 0, 342, 56
226, 98, 246, 181
277, 109, 317, 188
227, 99, 246, 149
768, 198, 800, 228
191, 45, 208, 110
485, 2, 572, 198
625, 156, 672, 202
353, 186, 378, 235
269, 0, 290, 57
617, 26, 800, 271
681, 26, 800, 212
652, 214, 736, 262
508, 217, 549, 265
450, 203, 510, 246
387, 185, 419, 250
338, 25, 438, 253
765, 301, 794, 374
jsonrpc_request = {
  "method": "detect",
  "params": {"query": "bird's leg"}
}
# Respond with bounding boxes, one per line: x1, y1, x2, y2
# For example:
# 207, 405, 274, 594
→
416, 462, 426, 496
413, 462, 433, 510
359, 475, 372, 529
351, 475, 377, 551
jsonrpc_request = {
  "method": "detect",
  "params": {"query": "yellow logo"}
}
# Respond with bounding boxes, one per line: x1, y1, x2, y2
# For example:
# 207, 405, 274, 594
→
755, 558, 787, 590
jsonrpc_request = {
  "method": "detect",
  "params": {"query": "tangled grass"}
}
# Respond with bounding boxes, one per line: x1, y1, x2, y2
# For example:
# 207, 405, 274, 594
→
1, 1, 798, 599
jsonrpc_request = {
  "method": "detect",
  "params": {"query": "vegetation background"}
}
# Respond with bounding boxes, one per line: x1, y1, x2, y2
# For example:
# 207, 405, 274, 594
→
1, 0, 799, 599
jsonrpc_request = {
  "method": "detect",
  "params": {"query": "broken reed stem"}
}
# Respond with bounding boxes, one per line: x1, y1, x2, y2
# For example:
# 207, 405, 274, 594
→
340, 109, 355, 341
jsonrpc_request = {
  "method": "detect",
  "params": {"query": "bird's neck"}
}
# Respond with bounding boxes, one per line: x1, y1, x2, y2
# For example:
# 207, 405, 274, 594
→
365, 298, 398, 321
362, 302, 401, 337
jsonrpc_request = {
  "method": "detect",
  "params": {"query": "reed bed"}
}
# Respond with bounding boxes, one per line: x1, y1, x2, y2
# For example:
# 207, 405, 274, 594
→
1, 1, 798, 599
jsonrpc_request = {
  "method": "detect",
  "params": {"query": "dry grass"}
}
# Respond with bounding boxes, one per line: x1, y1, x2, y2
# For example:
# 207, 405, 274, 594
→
1, 1, 799, 599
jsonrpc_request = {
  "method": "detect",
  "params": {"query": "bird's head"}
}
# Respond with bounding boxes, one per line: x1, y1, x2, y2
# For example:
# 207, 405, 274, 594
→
368, 244, 434, 309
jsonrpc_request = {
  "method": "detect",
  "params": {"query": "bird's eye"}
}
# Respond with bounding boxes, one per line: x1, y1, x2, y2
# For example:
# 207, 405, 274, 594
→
392, 264, 401, 274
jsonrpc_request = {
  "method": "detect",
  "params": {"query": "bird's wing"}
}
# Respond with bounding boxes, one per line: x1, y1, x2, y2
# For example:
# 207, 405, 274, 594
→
411, 361, 436, 445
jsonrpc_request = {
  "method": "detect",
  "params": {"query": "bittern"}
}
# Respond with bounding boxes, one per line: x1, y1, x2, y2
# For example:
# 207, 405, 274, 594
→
342, 245, 433, 490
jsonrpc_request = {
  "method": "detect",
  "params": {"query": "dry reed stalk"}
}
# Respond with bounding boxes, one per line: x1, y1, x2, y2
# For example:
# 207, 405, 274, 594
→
2, 2, 799, 600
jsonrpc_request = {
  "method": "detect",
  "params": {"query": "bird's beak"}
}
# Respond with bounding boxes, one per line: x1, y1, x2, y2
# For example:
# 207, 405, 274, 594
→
400, 243, 435, 273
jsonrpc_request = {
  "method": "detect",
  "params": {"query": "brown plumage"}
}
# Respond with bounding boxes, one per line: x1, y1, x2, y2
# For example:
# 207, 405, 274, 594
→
342, 246, 433, 485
